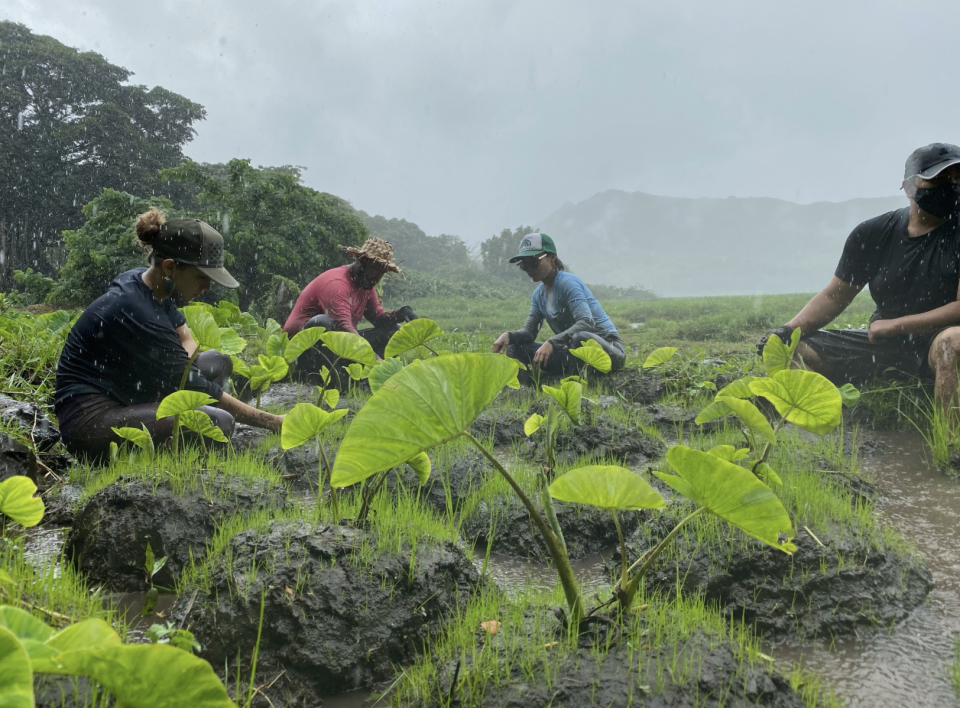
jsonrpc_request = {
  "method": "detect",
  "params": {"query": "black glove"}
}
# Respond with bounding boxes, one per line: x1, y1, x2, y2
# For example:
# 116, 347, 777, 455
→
395, 305, 418, 323
756, 326, 795, 358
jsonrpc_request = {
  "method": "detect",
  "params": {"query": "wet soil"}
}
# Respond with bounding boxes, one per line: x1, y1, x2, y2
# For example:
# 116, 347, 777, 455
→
602, 369, 668, 404
459, 630, 807, 708
0, 394, 61, 452
390, 451, 491, 514
0, 432, 37, 482
626, 515, 932, 643
172, 519, 480, 706
65, 475, 285, 591
471, 411, 664, 466
463, 495, 644, 562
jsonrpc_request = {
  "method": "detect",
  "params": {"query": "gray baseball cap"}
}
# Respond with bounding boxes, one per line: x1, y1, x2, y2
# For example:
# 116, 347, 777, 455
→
153, 219, 239, 288
904, 143, 960, 180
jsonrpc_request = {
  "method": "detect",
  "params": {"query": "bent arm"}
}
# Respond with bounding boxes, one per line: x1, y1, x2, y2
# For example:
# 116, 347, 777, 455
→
875, 281, 960, 337
176, 324, 198, 358
216, 392, 284, 431
508, 308, 544, 345
786, 277, 862, 335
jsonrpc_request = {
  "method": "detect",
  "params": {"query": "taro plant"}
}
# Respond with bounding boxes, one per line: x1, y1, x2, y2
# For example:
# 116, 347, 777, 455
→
142, 541, 168, 616
328, 352, 800, 627
0, 476, 44, 538
232, 355, 289, 409
280, 402, 349, 512
152, 390, 228, 457
0, 604, 233, 707
147, 622, 202, 655
694, 331, 858, 486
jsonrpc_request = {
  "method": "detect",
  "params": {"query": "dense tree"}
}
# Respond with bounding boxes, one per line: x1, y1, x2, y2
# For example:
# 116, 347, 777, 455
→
163, 159, 368, 312
480, 225, 538, 283
358, 212, 472, 272
51, 189, 176, 306
0, 21, 205, 289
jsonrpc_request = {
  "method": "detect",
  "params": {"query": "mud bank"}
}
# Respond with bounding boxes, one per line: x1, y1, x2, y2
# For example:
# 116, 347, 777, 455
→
66, 475, 285, 590
173, 519, 480, 706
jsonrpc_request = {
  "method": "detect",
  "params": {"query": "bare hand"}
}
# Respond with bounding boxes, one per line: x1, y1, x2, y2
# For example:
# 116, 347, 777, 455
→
868, 319, 901, 344
492, 332, 510, 354
532, 341, 554, 369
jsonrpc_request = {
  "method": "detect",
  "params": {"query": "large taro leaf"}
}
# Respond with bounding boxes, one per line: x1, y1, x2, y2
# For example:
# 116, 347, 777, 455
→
715, 396, 777, 445
694, 400, 731, 425
320, 331, 377, 366
568, 339, 612, 373
181, 306, 221, 352
657, 446, 796, 554
179, 410, 229, 443
642, 346, 677, 369
217, 328, 246, 355
156, 391, 217, 419
715, 376, 758, 400
0, 477, 44, 528
265, 333, 288, 359
281, 403, 348, 449
384, 319, 442, 359
368, 357, 405, 394
762, 328, 801, 375
749, 369, 842, 436
0, 626, 33, 708
47, 644, 234, 708
30, 619, 120, 674
542, 380, 582, 424
549, 466, 664, 511
284, 328, 326, 363
331, 353, 519, 487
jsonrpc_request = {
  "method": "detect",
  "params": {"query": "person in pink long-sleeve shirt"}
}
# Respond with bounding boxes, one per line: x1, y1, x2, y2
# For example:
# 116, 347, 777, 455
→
284, 237, 418, 383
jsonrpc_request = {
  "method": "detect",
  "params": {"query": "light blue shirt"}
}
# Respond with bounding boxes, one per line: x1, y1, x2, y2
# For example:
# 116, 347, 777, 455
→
514, 271, 619, 345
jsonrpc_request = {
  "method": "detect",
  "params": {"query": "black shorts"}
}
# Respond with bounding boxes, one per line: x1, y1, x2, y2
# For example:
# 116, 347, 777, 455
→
801, 329, 937, 384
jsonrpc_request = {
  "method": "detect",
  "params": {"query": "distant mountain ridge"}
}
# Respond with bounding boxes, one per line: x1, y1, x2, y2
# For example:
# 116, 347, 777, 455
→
537, 191, 906, 297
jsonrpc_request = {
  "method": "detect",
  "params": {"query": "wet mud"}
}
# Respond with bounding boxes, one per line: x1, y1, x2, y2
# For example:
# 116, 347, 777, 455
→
0, 394, 61, 452
461, 631, 807, 708
0, 432, 38, 482
65, 475, 285, 591
172, 520, 479, 706
628, 522, 932, 642
391, 451, 491, 514
602, 369, 668, 404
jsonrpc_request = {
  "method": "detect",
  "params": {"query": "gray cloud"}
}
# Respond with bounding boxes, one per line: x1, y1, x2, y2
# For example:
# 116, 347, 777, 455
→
4, 0, 957, 241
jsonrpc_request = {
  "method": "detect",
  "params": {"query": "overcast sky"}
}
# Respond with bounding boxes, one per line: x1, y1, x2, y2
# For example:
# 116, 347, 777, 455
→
5, 1, 957, 242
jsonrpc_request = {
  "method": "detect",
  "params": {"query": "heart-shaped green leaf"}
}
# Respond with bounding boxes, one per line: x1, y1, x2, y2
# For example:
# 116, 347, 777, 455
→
156, 391, 216, 419
524, 413, 545, 437
542, 380, 582, 424
569, 339, 612, 373
179, 410, 228, 443
323, 388, 340, 410
656, 446, 795, 554
331, 353, 518, 487
284, 328, 326, 363
762, 328, 801, 375
281, 403, 349, 450
694, 400, 731, 425
715, 376, 758, 400
111, 424, 155, 454
838, 382, 861, 407
181, 306, 221, 352
230, 356, 251, 379
368, 358, 405, 394
265, 333, 289, 359
0, 477, 44, 528
749, 369, 842, 436
642, 346, 677, 369
549, 466, 664, 511
321, 332, 377, 366
406, 452, 431, 484
715, 396, 777, 445
384, 319, 442, 359
217, 328, 246, 355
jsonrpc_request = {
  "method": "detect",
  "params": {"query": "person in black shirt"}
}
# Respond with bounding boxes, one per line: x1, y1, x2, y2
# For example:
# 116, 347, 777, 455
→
55, 208, 284, 459
758, 143, 960, 415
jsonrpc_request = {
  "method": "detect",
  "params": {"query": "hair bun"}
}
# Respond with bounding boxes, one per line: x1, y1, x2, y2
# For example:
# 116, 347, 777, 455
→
135, 207, 166, 246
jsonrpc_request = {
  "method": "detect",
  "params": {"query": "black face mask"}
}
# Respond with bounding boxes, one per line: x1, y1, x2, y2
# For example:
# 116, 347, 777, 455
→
915, 183, 960, 219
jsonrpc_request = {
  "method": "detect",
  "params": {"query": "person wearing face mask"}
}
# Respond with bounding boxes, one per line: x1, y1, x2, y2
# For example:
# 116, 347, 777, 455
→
757, 142, 960, 414
283, 237, 419, 382
54, 207, 285, 460
492, 232, 625, 374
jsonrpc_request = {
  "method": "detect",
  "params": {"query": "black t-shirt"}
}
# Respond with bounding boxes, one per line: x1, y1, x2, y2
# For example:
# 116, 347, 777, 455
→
55, 268, 223, 408
835, 208, 960, 320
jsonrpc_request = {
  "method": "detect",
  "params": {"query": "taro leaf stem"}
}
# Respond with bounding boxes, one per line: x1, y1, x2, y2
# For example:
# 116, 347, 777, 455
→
610, 510, 627, 590
541, 485, 568, 556
173, 348, 202, 456
619, 506, 707, 609
316, 435, 340, 522
464, 430, 584, 622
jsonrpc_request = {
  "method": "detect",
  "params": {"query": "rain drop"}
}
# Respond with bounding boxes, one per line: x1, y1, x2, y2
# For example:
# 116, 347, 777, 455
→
17, 112, 23, 131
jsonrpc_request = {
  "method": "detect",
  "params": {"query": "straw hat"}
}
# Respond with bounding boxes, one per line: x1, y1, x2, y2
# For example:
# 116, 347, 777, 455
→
341, 237, 401, 273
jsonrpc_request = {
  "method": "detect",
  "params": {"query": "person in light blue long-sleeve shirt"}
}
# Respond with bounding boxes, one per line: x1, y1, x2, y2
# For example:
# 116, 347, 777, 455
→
492, 232, 625, 374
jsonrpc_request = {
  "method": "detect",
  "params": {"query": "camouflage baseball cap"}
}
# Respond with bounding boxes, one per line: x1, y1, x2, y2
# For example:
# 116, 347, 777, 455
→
153, 219, 239, 288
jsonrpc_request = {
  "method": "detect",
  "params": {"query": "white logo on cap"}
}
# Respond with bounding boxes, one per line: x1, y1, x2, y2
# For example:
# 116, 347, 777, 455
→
519, 234, 542, 252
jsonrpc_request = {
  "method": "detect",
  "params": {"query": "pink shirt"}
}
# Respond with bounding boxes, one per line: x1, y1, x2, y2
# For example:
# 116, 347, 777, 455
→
283, 265, 388, 335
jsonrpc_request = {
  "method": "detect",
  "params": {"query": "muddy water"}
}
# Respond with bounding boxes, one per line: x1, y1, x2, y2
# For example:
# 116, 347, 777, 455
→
473, 550, 612, 596
773, 432, 960, 707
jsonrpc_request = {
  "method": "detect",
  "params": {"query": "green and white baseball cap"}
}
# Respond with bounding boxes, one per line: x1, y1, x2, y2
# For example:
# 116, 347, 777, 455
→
508, 232, 557, 263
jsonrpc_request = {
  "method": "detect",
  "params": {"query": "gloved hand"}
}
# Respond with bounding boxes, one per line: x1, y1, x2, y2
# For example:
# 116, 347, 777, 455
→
756, 325, 795, 358
395, 305, 418, 323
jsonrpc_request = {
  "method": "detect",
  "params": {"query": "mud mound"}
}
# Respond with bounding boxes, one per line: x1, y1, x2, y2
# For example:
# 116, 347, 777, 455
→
463, 495, 642, 561
644, 403, 725, 434
65, 476, 285, 591
471, 411, 527, 447
172, 520, 480, 705
391, 451, 491, 515
0, 433, 37, 483
603, 370, 668, 404
630, 525, 933, 641
460, 633, 806, 708
0, 395, 61, 452
230, 423, 272, 454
